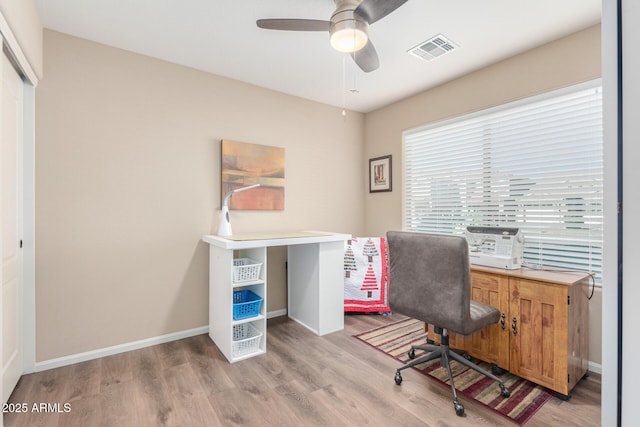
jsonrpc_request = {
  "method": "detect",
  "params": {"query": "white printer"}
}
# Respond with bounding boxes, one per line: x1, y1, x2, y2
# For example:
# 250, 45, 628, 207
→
465, 226, 524, 270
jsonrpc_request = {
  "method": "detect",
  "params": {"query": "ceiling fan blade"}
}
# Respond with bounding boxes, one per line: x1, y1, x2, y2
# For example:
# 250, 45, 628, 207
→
354, 0, 409, 24
351, 39, 379, 73
256, 19, 331, 31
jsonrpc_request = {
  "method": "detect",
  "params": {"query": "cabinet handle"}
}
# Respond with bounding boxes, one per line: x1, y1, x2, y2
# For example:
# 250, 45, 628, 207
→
512, 317, 518, 336
500, 313, 506, 330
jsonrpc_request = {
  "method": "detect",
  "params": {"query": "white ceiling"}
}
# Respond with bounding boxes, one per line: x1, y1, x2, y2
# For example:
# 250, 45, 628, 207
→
34, 0, 601, 113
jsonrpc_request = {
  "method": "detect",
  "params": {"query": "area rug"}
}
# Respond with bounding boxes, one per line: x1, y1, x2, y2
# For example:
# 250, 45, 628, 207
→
354, 317, 553, 425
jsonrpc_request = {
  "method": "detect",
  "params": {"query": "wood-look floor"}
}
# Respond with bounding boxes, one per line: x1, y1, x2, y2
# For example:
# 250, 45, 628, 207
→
4, 313, 600, 426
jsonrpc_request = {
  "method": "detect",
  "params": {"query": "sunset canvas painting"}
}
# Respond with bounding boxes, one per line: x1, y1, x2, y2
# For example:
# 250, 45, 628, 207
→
221, 140, 285, 210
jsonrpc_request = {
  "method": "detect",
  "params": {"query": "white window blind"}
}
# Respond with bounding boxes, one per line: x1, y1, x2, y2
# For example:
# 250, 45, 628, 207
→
403, 83, 603, 279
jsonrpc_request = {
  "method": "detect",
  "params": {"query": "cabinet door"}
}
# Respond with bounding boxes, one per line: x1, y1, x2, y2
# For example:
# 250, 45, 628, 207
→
467, 271, 510, 369
510, 278, 568, 394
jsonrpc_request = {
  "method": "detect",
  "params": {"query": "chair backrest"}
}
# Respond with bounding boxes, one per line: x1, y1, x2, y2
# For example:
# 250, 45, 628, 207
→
387, 231, 472, 334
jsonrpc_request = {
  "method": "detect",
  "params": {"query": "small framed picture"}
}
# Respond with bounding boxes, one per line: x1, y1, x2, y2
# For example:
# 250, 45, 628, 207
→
369, 155, 392, 193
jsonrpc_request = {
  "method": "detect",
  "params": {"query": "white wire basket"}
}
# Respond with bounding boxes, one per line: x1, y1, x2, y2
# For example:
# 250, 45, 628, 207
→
232, 258, 262, 283
232, 323, 263, 358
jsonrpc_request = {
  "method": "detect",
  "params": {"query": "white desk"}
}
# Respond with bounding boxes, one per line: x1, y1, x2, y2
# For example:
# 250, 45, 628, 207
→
202, 231, 350, 362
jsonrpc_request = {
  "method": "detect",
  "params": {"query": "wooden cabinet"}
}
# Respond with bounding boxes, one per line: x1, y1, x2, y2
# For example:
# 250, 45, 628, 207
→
434, 266, 591, 397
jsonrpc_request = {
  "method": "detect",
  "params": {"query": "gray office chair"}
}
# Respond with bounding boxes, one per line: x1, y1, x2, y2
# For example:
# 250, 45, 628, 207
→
387, 231, 510, 416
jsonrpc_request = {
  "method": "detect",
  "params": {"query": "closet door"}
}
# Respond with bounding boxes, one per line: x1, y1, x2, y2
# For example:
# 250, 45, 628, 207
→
1, 46, 24, 404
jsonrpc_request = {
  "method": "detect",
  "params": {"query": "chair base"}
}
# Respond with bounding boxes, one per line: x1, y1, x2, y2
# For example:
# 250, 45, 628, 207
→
394, 331, 510, 417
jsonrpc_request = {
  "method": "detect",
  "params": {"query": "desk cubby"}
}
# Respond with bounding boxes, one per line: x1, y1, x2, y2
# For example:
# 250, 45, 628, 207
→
210, 246, 267, 362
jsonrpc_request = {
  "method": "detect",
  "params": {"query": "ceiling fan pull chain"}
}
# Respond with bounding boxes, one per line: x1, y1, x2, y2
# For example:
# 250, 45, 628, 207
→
342, 54, 347, 118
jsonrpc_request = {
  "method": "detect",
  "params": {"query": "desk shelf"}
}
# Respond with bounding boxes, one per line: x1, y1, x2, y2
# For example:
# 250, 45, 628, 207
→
209, 246, 267, 363
232, 313, 265, 326
230, 348, 266, 362
232, 279, 265, 288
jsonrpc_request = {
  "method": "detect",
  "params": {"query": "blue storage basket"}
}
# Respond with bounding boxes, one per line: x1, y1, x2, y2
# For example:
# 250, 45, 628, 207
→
233, 290, 263, 320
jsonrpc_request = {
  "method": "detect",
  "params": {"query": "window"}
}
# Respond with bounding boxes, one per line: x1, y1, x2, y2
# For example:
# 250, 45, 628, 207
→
403, 82, 603, 280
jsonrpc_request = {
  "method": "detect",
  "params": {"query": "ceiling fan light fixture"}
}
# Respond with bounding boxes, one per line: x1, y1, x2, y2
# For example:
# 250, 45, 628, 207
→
329, 10, 368, 53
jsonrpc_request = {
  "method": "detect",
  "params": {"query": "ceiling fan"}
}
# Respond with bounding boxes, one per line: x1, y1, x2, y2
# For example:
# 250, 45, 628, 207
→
256, 0, 409, 73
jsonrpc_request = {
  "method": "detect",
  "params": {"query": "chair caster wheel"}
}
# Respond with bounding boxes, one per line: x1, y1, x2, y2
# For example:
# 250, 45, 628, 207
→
408, 348, 416, 359
453, 400, 465, 416
394, 372, 403, 385
500, 384, 511, 398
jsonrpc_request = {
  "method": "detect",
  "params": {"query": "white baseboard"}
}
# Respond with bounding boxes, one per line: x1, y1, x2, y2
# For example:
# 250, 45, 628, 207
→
34, 326, 209, 372
34, 309, 289, 372
267, 308, 287, 319
588, 361, 602, 375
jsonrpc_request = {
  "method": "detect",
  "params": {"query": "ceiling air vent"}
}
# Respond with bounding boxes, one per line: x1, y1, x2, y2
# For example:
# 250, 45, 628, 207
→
408, 34, 457, 61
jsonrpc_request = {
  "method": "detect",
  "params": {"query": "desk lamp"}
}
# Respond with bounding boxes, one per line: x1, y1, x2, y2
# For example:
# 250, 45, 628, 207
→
217, 183, 260, 237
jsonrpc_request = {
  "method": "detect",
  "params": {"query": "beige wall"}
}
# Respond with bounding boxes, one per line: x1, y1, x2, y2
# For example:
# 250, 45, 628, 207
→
35, 30, 365, 361
363, 24, 603, 364
0, 0, 43, 79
